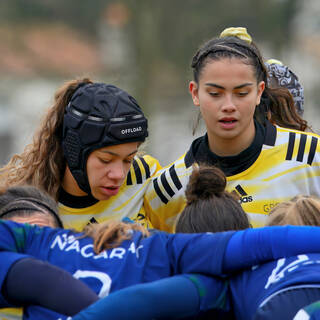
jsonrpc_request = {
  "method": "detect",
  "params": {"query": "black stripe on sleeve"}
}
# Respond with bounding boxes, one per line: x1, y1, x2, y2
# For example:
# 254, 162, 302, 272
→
264, 122, 277, 146
169, 165, 182, 190
139, 157, 151, 179
307, 136, 318, 165
160, 171, 175, 197
133, 159, 143, 184
126, 170, 133, 185
235, 185, 247, 197
153, 178, 168, 204
285, 132, 296, 161
297, 134, 307, 162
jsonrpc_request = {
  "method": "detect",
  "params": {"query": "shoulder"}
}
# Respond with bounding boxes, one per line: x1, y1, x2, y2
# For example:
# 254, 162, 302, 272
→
143, 154, 191, 232
151, 154, 191, 198
126, 230, 170, 252
155, 153, 190, 175
126, 154, 161, 185
273, 126, 320, 165
145, 153, 191, 208
275, 125, 320, 141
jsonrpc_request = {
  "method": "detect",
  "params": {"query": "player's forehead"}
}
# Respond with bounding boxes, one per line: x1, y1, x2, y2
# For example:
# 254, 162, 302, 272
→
9, 212, 55, 228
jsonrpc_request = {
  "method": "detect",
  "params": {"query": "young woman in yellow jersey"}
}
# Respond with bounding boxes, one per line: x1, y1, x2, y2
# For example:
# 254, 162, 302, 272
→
0, 79, 161, 231
144, 27, 320, 231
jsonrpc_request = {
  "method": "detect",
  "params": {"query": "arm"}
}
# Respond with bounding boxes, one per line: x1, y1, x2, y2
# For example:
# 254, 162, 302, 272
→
0, 220, 39, 252
166, 225, 320, 276
143, 156, 191, 233
3, 257, 98, 316
224, 225, 320, 272
73, 274, 228, 320
0, 252, 31, 308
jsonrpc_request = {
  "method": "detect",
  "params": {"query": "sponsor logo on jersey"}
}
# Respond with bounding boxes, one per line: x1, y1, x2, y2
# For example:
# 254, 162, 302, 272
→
263, 202, 280, 213
233, 184, 253, 203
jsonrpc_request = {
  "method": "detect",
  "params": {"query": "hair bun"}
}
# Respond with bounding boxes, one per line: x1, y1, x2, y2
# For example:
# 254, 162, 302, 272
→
185, 164, 227, 204
219, 27, 252, 44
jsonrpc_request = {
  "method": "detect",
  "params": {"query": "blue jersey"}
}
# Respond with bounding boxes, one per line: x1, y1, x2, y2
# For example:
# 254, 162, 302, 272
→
74, 254, 320, 320
1, 222, 320, 319
74, 255, 320, 320
73, 273, 230, 320
0, 220, 234, 319
231, 253, 320, 320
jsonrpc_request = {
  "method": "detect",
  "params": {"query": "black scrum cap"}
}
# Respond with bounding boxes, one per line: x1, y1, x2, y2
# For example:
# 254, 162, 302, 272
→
62, 83, 148, 194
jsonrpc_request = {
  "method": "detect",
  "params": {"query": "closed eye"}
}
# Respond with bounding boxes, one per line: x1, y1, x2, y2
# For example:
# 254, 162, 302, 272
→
237, 92, 248, 96
99, 158, 111, 164
124, 157, 135, 164
209, 92, 220, 97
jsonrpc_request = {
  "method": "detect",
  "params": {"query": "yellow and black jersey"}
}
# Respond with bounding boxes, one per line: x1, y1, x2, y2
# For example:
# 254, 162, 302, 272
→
59, 154, 161, 231
144, 124, 320, 231
0, 309, 22, 320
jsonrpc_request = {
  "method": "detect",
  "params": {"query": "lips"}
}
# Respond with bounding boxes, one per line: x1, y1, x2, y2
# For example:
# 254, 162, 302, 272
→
219, 117, 237, 123
219, 118, 237, 129
100, 186, 120, 197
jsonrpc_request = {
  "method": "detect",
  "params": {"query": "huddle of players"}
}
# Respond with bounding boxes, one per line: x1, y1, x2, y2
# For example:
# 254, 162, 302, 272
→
1, 27, 320, 319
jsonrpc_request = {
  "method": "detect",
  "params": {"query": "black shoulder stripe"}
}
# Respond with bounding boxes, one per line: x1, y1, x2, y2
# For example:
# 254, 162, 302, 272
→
184, 149, 194, 168
297, 134, 307, 162
126, 170, 133, 185
264, 122, 277, 146
160, 171, 175, 197
153, 178, 168, 204
307, 136, 318, 165
169, 164, 182, 190
235, 185, 247, 197
133, 159, 142, 184
139, 157, 151, 179
286, 132, 296, 161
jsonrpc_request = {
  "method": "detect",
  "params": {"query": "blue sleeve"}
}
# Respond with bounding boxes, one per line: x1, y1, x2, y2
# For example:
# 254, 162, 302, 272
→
3, 257, 98, 315
182, 274, 230, 314
73, 274, 228, 320
0, 220, 61, 258
0, 220, 35, 253
165, 226, 320, 276
0, 252, 31, 308
166, 231, 235, 275
224, 226, 320, 272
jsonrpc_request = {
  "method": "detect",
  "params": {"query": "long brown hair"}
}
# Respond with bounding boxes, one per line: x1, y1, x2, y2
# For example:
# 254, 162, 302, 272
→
0, 78, 93, 200
267, 195, 320, 227
84, 221, 150, 253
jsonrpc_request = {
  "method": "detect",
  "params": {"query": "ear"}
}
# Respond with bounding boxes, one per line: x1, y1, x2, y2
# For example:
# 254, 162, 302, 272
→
256, 81, 265, 105
189, 81, 200, 106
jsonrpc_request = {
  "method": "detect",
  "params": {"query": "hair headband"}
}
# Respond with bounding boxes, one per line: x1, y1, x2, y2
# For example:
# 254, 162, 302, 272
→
0, 197, 63, 228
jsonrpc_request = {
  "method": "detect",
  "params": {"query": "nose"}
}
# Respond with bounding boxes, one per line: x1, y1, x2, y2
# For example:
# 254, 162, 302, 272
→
107, 162, 127, 181
221, 94, 236, 112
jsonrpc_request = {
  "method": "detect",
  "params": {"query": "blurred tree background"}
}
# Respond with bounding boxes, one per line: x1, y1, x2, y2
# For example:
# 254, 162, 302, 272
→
0, 0, 319, 164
